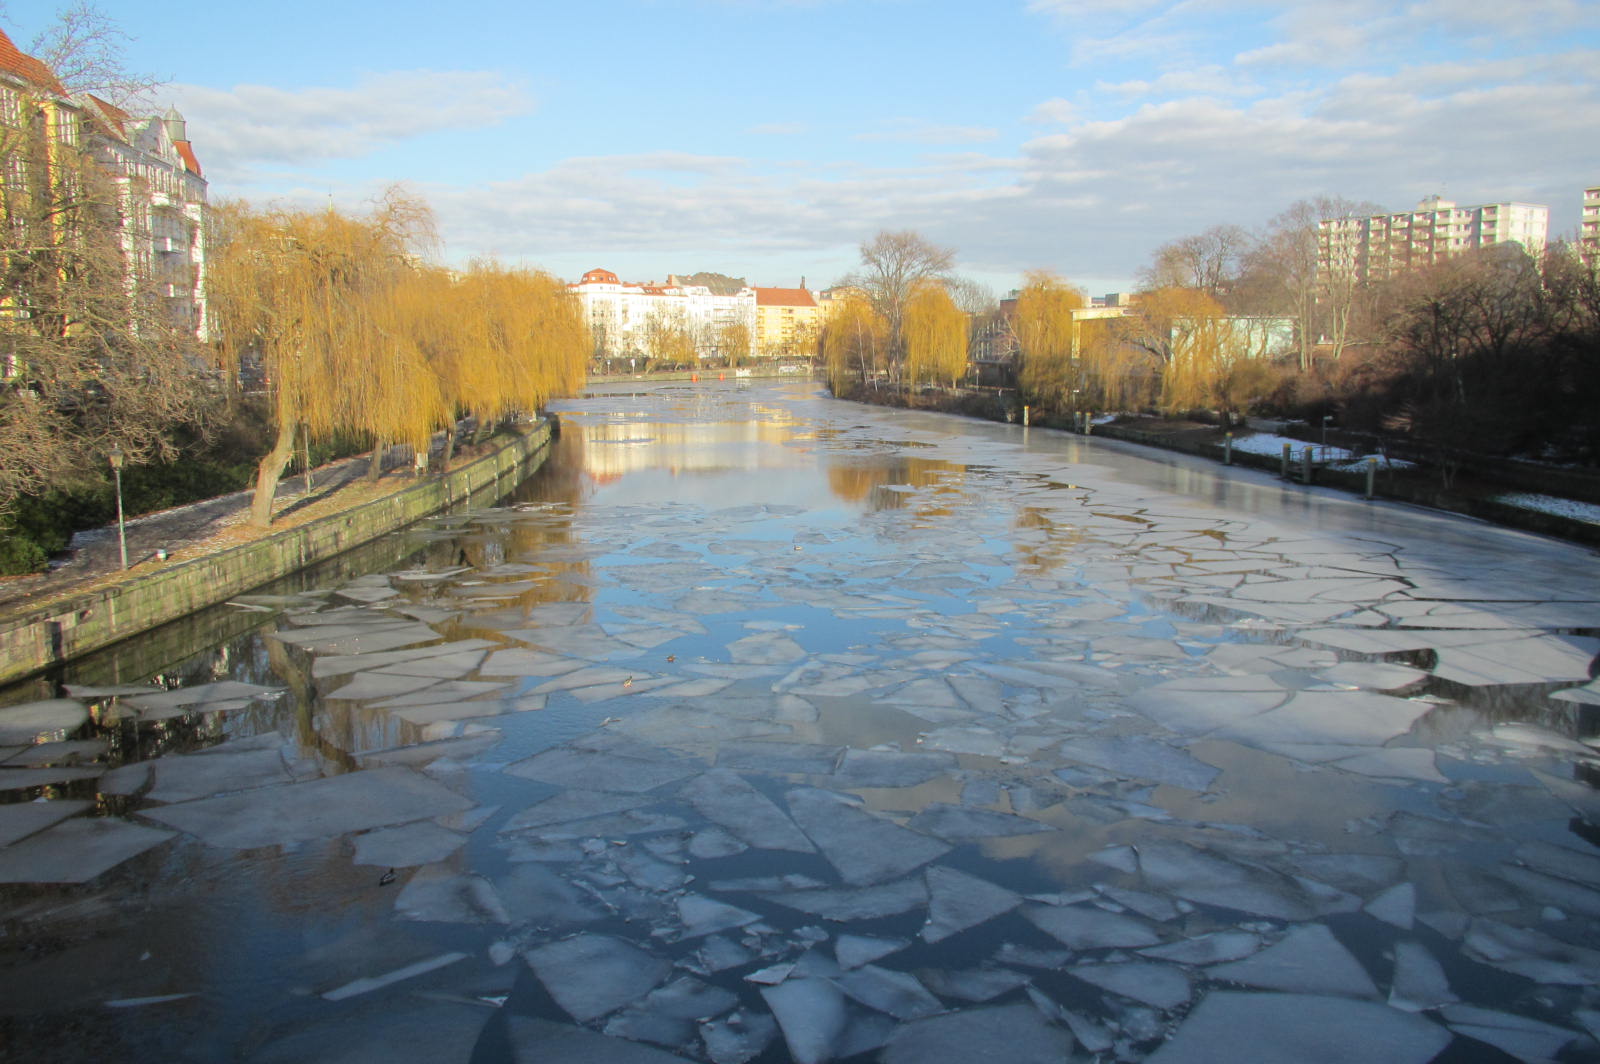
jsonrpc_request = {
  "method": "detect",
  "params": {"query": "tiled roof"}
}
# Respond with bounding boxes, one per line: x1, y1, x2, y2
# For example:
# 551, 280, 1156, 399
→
174, 140, 202, 176
754, 287, 817, 308
81, 94, 129, 139
0, 28, 66, 95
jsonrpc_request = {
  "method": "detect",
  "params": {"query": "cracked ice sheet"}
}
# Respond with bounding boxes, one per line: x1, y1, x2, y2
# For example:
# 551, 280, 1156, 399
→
1130, 675, 1290, 737
1135, 840, 1319, 921
1058, 736, 1220, 791
143, 745, 294, 803
352, 822, 465, 867
1209, 924, 1379, 999
921, 866, 1021, 942
786, 788, 949, 884
524, 935, 673, 1023
679, 770, 814, 852
504, 747, 701, 793
882, 1003, 1073, 1064
726, 631, 807, 665
311, 639, 497, 679
1145, 992, 1449, 1064
140, 767, 472, 848
267, 622, 441, 656
1211, 690, 1434, 751
0, 816, 174, 883
1431, 634, 1600, 686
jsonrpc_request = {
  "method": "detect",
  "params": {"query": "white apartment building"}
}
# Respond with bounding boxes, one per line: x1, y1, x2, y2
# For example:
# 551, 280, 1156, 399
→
571, 268, 756, 361
1581, 185, 1599, 265
81, 99, 209, 339
1318, 195, 1549, 288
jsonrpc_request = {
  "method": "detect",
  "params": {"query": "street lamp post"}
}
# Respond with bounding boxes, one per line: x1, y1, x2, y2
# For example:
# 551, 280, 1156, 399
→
108, 443, 128, 570
1321, 415, 1332, 447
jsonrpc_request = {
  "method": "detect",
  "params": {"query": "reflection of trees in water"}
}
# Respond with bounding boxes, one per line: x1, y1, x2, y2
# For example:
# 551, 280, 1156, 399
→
1011, 503, 1090, 574
825, 454, 967, 521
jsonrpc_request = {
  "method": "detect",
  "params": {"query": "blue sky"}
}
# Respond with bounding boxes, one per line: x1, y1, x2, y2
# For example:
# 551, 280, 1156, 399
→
4, 0, 1597, 295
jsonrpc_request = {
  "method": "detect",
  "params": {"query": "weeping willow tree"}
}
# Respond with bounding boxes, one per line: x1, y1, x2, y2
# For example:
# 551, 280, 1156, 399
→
212, 189, 588, 526
1015, 271, 1086, 414
821, 291, 887, 394
445, 260, 587, 443
209, 189, 441, 525
1077, 316, 1156, 412
903, 280, 967, 388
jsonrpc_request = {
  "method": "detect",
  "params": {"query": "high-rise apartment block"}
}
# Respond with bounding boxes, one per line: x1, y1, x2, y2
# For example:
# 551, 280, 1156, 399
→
1581, 185, 1599, 264
1317, 195, 1548, 289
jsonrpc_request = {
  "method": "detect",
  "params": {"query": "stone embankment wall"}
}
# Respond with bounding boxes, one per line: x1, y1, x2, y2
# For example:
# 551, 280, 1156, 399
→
0, 420, 555, 687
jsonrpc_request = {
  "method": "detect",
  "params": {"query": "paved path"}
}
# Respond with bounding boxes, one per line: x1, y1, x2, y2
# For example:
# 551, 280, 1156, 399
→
0, 452, 388, 614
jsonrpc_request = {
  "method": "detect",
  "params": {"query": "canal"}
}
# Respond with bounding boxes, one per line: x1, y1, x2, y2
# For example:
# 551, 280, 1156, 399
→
2, 379, 1598, 1062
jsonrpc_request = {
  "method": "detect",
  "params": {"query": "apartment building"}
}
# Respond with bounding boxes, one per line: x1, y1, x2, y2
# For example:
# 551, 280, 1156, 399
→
81, 98, 209, 338
1317, 195, 1549, 289
0, 29, 208, 341
1581, 185, 1599, 265
752, 286, 819, 360
571, 268, 757, 361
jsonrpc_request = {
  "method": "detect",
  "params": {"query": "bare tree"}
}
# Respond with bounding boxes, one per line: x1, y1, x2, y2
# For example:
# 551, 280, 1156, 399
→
1242, 197, 1383, 369
1137, 225, 1252, 299
840, 230, 955, 370
0, 26, 210, 521
26, 2, 165, 106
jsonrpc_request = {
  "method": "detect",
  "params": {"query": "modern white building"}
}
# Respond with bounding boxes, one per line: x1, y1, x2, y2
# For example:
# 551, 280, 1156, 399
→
1317, 195, 1549, 289
571, 268, 756, 362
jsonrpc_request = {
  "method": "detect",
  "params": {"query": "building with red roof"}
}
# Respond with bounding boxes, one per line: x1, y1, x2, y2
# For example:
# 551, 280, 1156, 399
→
570, 269, 756, 364
0, 28, 209, 340
752, 286, 820, 360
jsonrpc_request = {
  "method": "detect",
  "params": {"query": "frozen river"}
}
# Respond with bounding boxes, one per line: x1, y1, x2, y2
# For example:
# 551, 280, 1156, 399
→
2, 380, 1599, 1062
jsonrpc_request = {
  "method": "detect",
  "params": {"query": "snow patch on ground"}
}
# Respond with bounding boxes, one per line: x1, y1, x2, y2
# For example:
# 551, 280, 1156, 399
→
1492, 492, 1600, 525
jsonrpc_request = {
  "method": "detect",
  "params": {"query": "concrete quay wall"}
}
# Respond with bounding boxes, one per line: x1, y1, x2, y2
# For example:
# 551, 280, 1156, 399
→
0, 420, 555, 687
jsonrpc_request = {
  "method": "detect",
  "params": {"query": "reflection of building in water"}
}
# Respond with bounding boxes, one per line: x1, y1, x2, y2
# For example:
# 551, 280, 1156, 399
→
577, 419, 810, 479
826, 455, 966, 515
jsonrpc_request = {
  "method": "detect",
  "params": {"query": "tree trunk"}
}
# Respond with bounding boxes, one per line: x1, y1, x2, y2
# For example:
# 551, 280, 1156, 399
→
366, 438, 387, 483
251, 420, 298, 527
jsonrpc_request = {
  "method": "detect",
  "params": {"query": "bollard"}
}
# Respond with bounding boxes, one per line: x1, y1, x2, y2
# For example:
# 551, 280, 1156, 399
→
1224, 433, 1233, 466
1281, 443, 1292, 478
1365, 456, 1377, 500
1084, 412, 1092, 436
1022, 405, 1030, 427
1302, 447, 1313, 484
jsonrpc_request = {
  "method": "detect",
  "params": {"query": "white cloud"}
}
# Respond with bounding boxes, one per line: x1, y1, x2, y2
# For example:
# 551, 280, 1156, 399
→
1096, 65, 1259, 99
1028, 97, 1080, 124
171, 70, 532, 176
854, 119, 1000, 144
204, 39, 1599, 296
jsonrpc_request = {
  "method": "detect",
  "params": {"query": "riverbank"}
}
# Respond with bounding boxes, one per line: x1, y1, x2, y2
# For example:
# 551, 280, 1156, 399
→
0, 420, 555, 687
835, 384, 1600, 550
